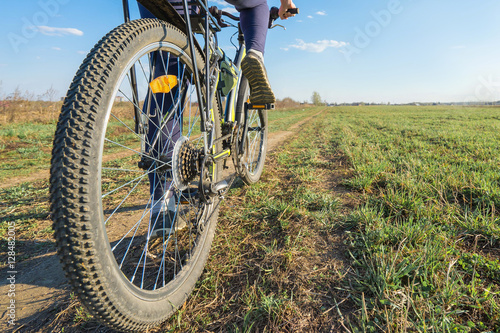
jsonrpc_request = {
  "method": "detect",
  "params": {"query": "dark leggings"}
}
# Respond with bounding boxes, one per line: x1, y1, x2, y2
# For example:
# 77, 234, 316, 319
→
138, 1, 268, 200
224, 0, 269, 54
143, 54, 183, 200
139, 0, 268, 53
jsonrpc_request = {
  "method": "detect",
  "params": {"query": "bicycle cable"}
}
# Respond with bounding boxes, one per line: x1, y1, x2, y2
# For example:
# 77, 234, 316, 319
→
230, 30, 238, 51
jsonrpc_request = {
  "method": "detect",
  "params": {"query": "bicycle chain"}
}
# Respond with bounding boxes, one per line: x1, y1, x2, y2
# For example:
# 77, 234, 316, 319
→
196, 122, 240, 233
197, 171, 237, 234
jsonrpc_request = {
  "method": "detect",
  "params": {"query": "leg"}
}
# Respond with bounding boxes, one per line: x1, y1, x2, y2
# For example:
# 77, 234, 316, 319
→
143, 53, 183, 203
138, 3, 155, 18
225, 0, 276, 104
225, 0, 269, 54
139, 3, 181, 213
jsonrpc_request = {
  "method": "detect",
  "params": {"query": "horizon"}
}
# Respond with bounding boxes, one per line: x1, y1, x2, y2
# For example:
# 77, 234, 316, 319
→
2, 86, 499, 106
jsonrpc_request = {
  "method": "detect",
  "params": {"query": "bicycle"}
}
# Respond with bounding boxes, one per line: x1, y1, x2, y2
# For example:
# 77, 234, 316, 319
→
49, 0, 297, 331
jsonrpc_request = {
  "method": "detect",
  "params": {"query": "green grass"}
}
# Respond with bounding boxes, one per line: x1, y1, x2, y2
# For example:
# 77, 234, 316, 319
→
157, 109, 349, 332
0, 181, 53, 266
4, 105, 499, 332
322, 105, 500, 331
0, 122, 56, 181
0, 105, 318, 240
0, 107, 315, 183
268, 107, 319, 132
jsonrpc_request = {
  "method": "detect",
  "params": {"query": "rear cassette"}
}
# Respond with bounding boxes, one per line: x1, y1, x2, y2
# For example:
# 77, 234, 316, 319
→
172, 136, 201, 191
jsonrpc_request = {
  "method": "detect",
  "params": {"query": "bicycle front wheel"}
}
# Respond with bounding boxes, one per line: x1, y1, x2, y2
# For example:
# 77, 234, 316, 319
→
50, 19, 221, 332
236, 76, 268, 184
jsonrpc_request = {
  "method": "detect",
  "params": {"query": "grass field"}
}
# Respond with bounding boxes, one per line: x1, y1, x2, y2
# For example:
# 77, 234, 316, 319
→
323, 105, 500, 331
1, 105, 499, 332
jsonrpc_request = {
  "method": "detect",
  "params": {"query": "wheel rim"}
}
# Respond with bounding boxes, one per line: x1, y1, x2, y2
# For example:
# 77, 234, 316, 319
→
99, 42, 216, 292
243, 108, 265, 175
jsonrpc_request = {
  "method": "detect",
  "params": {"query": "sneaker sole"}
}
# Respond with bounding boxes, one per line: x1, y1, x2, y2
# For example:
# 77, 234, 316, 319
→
241, 56, 276, 104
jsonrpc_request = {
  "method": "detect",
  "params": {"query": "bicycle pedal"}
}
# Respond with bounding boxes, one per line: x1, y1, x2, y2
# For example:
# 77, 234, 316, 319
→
246, 103, 275, 110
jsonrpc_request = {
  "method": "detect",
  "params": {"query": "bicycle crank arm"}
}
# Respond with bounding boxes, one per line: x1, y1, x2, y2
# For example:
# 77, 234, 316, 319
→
200, 168, 236, 201
212, 149, 231, 162
207, 173, 237, 199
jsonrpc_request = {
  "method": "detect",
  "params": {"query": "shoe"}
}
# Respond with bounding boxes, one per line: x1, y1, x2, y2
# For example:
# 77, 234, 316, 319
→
151, 210, 187, 238
241, 51, 276, 104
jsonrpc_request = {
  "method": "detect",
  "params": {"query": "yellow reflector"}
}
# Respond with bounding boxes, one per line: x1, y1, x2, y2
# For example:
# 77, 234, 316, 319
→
149, 75, 178, 94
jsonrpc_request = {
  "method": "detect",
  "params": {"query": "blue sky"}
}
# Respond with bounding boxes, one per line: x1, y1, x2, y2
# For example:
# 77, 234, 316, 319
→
1, 0, 499, 104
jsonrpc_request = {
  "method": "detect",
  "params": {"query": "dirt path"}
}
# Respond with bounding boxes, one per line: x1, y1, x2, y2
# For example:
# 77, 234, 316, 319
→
0, 108, 328, 332
0, 109, 325, 190
266, 108, 326, 152
0, 150, 139, 190
0, 253, 69, 332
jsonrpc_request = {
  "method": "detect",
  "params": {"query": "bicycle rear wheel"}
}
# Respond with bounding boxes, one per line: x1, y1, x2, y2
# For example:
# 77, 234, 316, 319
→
236, 77, 268, 184
50, 19, 221, 332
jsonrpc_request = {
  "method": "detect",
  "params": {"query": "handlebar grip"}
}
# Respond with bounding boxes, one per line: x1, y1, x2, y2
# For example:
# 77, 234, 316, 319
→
269, 6, 298, 28
270, 7, 279, 20
270, 7, 299, 20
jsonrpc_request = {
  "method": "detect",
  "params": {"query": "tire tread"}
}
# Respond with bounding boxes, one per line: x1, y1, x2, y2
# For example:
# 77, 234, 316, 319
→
50, 19, 196, 332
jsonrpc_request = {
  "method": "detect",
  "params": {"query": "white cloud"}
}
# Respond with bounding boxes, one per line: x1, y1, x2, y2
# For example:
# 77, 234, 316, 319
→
36, 26, 84, 37
284, 39, 348, 53
77, 50, 87, 55
210, 0, 227, 5
208, 1, 238, 14
52, 47, 62, 51
316, 11, 327, 16
220, 6, 238, 15
307, 15, 313, 19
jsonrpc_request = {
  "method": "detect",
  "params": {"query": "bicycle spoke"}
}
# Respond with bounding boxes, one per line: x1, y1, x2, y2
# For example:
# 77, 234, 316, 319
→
102, 167, 144, 173
104, 174, 147, 225
97, 41, 218, 292
104, 138, 162, 163
102, 171, 149, 198
247, 135, 259, 172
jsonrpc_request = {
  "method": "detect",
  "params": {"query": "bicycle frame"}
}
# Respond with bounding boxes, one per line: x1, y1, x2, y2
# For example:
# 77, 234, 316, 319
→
219, 32, 246, 125
130, 0, 247, 149
51, 3, 275, 330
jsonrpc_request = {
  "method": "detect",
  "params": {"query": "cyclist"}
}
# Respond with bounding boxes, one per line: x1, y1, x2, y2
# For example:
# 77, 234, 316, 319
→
138, 0, 296, 237
225, 0, 297, 104
139, 0, 297, 104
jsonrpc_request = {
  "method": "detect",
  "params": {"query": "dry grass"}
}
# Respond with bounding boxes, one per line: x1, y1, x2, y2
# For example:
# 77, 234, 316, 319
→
274, 97, 304, 110
0, 100, 61, 125
0, 87, 304, 126
3, 107, 358, 332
